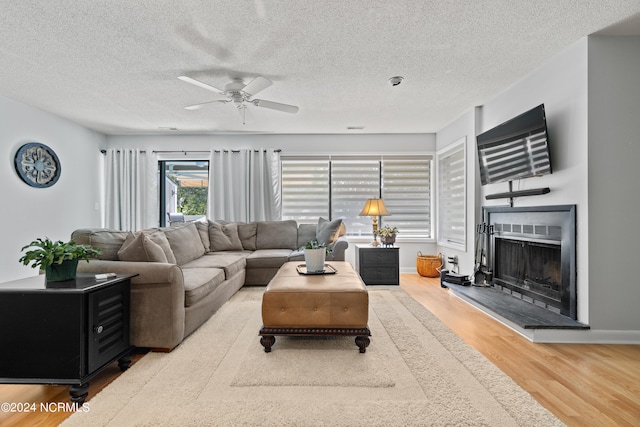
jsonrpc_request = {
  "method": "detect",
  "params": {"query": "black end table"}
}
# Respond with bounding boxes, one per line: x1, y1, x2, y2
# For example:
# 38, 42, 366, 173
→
0, 273, 135, 404
355, 244, 400, 285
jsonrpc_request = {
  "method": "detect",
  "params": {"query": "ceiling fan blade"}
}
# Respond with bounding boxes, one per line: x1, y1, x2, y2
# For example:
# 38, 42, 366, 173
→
184, 100, 229, 110
242, 76, 272, 96
253, 99, 299, 114
178, 76, 225, 94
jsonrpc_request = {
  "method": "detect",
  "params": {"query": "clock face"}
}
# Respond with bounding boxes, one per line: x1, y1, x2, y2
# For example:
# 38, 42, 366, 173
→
14, 143, 61, 188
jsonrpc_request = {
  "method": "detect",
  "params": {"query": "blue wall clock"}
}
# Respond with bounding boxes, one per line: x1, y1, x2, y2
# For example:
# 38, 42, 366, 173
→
14, 142, 61, 188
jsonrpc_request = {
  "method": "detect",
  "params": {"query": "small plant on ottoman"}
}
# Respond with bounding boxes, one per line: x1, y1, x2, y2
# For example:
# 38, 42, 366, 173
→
302, 239, 331, 273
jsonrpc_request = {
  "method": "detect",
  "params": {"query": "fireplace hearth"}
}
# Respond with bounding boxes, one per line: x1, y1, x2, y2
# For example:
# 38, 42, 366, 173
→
485, 205, 577, 320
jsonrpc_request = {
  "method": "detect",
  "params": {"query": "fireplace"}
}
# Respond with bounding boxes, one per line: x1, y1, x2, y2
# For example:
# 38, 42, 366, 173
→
484, 205, 576, 319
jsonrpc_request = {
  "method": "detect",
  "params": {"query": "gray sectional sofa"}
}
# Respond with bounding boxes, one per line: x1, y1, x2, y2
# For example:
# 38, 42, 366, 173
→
71, 218, 347, 351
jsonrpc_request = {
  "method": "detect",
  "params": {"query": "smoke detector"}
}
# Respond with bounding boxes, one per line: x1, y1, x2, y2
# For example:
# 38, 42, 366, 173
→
388, 76, 404, 86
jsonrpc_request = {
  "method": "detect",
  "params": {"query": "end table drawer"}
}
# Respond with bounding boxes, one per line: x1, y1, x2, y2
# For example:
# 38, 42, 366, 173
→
360, 250, 397, 266
361, 267, 398, 284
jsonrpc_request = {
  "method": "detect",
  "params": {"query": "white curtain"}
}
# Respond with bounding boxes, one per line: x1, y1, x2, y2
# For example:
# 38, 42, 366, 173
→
104, 149, 158, 231
207, 149, 281, 222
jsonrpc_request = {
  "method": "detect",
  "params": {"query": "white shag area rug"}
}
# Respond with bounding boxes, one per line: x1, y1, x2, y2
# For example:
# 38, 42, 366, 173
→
62, 287, 563, 426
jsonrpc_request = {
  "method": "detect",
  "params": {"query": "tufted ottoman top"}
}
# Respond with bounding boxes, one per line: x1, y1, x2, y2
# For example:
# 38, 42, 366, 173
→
261, 261, 369, 328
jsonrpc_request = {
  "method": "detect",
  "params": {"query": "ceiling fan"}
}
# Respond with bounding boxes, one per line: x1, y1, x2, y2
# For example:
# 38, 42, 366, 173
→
178, 75, 299, 124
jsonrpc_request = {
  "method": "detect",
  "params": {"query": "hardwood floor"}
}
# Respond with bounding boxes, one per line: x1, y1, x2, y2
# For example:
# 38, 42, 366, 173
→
1, 275, 639, 426
0, 352, 146, 427
401, 274, 640, 427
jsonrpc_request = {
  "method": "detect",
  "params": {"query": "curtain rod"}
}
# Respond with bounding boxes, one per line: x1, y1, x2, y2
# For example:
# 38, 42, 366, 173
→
100, 149, 281, 155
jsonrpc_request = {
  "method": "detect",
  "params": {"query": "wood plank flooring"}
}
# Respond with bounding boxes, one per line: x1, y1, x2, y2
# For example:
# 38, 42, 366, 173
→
401, 274, 640, 427
1, 274, 639, 426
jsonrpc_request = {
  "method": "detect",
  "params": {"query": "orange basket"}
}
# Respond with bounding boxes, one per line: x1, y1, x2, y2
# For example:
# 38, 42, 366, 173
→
416, 252, 442, 277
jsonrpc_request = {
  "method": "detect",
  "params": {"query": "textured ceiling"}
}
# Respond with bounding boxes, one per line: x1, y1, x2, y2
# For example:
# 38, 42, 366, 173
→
1, 1, 639, 135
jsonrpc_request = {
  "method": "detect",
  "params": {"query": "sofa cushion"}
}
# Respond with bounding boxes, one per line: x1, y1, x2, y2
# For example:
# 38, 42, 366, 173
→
238, 223, 258, 250
117, 232, 169, 263
297, 223, 317, 249
209, 222, 244, 251
164, 223, 206, 265
316, 217, 344, 246
71, 229, 130, 261
182, 252, 249, 280
245, 249, 293, 269
181, 267, 226, 307
255, 220, 298, 250
288, 248, 305, 262
195, 221, 211, 252
144, 229, 177, 264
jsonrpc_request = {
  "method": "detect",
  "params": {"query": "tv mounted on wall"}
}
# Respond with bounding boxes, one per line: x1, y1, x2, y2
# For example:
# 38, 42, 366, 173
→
477, 104, 552, 186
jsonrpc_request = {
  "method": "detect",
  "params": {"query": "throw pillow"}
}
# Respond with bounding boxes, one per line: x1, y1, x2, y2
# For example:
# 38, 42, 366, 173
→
255, 220, 298, 250
237, 222, 258, 250
195, 220, 211, 252
144, 229, 178, 264
164, 223, 206, 265
71, 229, 130, 261
118, 232, 169, 263
297, 223, 317, 249
208, 222, 244, 251
316, 217, 344, 246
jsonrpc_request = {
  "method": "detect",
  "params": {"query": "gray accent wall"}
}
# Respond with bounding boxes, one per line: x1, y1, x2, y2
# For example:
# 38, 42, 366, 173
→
437, 36, 640, 342
587, 36, 640, 332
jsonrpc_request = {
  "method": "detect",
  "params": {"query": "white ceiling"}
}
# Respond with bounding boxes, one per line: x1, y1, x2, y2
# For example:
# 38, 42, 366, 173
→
1, 1, 639, 135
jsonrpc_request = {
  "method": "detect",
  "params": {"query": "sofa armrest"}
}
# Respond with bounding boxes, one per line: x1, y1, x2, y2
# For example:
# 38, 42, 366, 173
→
327, 237, 348, 261
77, 260, 185, 350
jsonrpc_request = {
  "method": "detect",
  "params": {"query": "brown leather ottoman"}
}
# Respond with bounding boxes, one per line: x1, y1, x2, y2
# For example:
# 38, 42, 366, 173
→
259, 261, 370, 353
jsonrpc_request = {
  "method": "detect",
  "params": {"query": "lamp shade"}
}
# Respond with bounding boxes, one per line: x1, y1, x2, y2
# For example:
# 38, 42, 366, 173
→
359, 198, 390, 216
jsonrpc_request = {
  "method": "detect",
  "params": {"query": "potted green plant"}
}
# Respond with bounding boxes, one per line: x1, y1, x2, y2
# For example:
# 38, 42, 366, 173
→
19, 238, 101, 282
301, 239, 331, 273
376, 225, 399, 246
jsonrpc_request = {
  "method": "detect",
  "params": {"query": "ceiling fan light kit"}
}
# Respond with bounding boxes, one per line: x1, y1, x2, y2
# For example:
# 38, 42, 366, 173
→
179, 75, 299, 123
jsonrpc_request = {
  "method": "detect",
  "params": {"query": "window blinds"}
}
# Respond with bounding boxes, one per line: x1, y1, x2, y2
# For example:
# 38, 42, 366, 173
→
437, 143, 466, 248
281, 155, 432, 238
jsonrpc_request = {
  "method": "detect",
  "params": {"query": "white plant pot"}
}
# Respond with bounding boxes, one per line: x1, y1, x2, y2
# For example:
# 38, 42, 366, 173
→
304, 248, 326, 273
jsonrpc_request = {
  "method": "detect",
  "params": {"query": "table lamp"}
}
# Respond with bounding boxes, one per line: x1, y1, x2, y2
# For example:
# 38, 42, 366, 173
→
360, 198, 390, 246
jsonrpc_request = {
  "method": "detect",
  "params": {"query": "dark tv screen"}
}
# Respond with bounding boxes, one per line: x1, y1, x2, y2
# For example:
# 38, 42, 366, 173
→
477, 104, 552, 185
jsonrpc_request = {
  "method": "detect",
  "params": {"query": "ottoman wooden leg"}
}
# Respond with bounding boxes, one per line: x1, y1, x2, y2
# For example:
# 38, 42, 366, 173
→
355, 335, 370, 353
260, 335, 275, 352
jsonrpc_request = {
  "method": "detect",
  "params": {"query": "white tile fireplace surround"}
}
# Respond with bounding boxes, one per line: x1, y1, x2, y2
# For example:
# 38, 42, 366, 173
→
485, 205, 577, 320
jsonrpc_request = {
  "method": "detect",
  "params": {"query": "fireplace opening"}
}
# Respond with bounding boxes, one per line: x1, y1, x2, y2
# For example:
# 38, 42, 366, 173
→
495, 238, 562, 308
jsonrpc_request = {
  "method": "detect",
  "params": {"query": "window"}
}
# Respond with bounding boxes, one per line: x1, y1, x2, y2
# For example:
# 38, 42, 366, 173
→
281, 155, 432, 238
331, 159, 381, 236
281, 158, 330, 222
437, 138, 466, 249
159, 160, 209, 226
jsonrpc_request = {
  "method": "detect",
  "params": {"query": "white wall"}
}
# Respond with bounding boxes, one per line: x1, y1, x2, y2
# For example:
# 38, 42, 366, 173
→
1, 95, 105, 282
107, 133, 438, 272
435, 109, 480, 274
587, 36, 640, 331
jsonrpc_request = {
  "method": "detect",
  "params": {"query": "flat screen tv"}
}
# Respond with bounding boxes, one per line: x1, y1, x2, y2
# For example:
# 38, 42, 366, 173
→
477, 104, 552, 185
